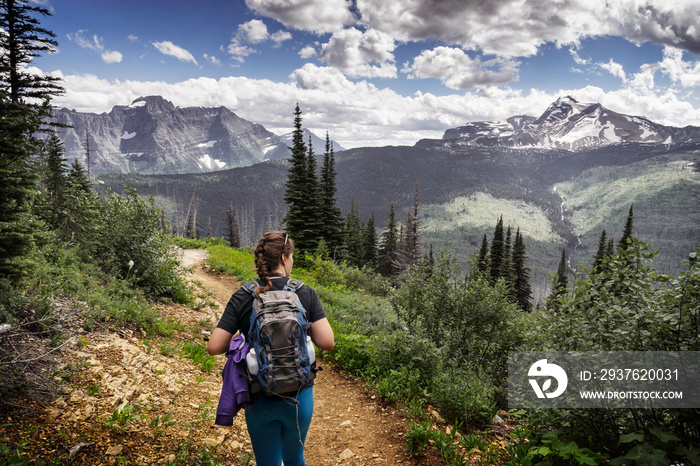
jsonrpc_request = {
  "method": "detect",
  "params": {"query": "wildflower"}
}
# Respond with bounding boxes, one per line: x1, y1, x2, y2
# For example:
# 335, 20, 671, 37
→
128, 260, 134, 270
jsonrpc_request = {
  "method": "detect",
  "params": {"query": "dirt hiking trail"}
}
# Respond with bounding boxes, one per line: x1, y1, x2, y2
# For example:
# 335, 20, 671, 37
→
179, 249, 435, 465
0, 249, 444, 465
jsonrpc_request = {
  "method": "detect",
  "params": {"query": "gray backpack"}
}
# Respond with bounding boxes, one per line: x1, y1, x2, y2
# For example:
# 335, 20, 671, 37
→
242, 279, 317, 397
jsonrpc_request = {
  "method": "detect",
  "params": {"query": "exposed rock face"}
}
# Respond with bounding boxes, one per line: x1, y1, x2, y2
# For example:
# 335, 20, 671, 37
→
52, 96, 290, 175
443, 96, 700, 151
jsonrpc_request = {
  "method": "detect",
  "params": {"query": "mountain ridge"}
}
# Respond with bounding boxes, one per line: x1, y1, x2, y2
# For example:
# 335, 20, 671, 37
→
442, 96, 700, 151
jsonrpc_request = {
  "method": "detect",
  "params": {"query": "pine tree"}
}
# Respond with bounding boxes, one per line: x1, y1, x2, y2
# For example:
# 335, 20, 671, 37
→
225, 206, 240, 248
476, 233, 489, 275
548, 248, 568, 309
502, 225, 514, 288
489, 215, 504, 284
394, 184, 422, 275
282, 105, 323, 253
618, 205, 634, 250
0, 0, 62, 278
592, 229, 608, 272
320, 132, 343, 253
42, 133, 68, 226
283, 104, 308, 247
61, 159, 99, 248
378, 203, 400, 276
342, 199, 363, 268
362, 212, 377, 270
512, 228, 533, 312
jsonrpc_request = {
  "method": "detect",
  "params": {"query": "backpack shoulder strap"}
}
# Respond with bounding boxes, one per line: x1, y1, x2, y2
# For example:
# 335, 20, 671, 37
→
242, 281, 259, 295
284, 279, 304, 293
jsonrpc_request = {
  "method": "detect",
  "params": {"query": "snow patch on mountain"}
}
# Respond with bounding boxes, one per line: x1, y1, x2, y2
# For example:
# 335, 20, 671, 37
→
199, 154, 226, 169
121, 131, 137, 140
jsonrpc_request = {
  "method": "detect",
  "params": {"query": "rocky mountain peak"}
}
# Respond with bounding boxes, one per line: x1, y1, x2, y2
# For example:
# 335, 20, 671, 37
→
128, 95, 176, 113
441, 96, 698, 151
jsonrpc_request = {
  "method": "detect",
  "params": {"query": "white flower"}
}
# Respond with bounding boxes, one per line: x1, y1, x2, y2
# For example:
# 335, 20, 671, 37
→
128, 260, 134, 270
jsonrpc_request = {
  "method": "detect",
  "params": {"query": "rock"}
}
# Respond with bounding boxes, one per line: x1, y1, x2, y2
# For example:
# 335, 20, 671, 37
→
339, 448, 354, 460
498, 409, 509, 418
339, 420, 352, 427
493, 414, 504, 424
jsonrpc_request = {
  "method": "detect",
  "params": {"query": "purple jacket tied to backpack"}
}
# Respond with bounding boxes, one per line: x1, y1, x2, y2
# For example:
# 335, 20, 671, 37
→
215, 334, 254, 426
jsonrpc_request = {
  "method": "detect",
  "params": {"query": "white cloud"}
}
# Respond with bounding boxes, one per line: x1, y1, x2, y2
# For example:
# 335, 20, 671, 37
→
48, 66, 700, 149
600, 58, 627, 82
127, 34, 139, 42
319, 28, 397, 78
67, 30, 123, 65
403, 46, 518, 89
569, 48, 590, 66
245, 0, 355, 34
299, 45, 316, 59
227, 20, 292, 62
101, 50, 123, 64
658, 46, 700, 87
152, 41, 198, 65
203, 53, 221, 65
239, 19, 269, 44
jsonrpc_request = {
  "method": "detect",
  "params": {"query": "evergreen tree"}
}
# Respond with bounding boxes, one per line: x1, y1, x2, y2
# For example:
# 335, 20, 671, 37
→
378, 203, 400, 276
41, 133, 68, 226
502, 225, 514, 287
320, 132, 343, 253
282, 105, 323, 253
283, 104, 309, 247
0, 0, 62, 278
362, 212, 377, 270
61, 159, 99, 249
606, 237, 615, 260
593, 229, 608, 272
476, 233, 489, 275
342, 199, 363, 268
489, 215, 504, 284
512, 228, 533, 312
394, 184, 422, 275
618, 205, 634, 250
225, 206, 240, 248
548, 248, 568, 309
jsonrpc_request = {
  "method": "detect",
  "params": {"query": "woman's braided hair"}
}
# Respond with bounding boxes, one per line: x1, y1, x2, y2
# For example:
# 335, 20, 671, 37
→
253, 231, 295, 297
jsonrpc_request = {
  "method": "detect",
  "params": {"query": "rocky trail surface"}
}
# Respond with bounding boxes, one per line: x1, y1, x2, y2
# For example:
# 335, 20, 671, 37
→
0, 249, 443, 465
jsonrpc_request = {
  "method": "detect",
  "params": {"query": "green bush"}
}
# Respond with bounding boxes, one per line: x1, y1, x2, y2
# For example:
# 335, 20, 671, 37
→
96, 187, 191, 302
428, 363, 496, 426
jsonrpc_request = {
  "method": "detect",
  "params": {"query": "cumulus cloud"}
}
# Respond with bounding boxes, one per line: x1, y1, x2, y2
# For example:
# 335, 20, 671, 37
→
600, 58, 628, 82
319, 28, 397, 78
299, 45, 316, 59
403, 46, 519, 89
227, 19, 293, 62
152, 41, 198, 65
657, 46, 700, 87
245, 0, 355, 34
101, 50, 123, 64
67, 30, 123, 64
569, 48, 590, 66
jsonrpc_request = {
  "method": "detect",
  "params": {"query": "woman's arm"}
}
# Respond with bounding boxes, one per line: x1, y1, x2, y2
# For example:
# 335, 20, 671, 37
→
207, 327, 234, 355
310, 317, 335, 351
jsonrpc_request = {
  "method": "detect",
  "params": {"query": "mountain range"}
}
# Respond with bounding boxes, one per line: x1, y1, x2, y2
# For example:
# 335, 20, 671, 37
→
94, 96, 700, 299
51, 96, 343, 175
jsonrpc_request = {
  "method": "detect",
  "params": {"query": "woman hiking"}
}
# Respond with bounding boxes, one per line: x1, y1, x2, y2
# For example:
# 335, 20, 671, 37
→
208, 231, 335, 466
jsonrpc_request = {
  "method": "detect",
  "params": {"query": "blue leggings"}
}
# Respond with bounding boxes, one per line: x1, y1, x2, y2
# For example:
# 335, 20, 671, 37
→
245, 387, 314, 466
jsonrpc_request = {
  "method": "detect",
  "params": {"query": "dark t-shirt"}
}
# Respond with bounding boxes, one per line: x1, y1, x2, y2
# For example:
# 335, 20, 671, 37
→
216, 275, 326, 337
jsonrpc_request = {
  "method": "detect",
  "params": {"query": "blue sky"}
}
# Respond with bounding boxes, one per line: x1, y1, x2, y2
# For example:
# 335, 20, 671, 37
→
32, 0, 700, 148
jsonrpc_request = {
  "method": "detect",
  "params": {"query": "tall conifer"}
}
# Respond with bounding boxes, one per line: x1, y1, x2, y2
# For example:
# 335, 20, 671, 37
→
320, 132, 343, 251
489, 215, 504, 284
378, 203, 400, 276
476, 233, 489, 275
512, 228, 532, 311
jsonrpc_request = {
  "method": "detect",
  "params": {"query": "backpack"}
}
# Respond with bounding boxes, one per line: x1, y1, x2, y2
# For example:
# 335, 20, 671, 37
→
242, 279, 317, 397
